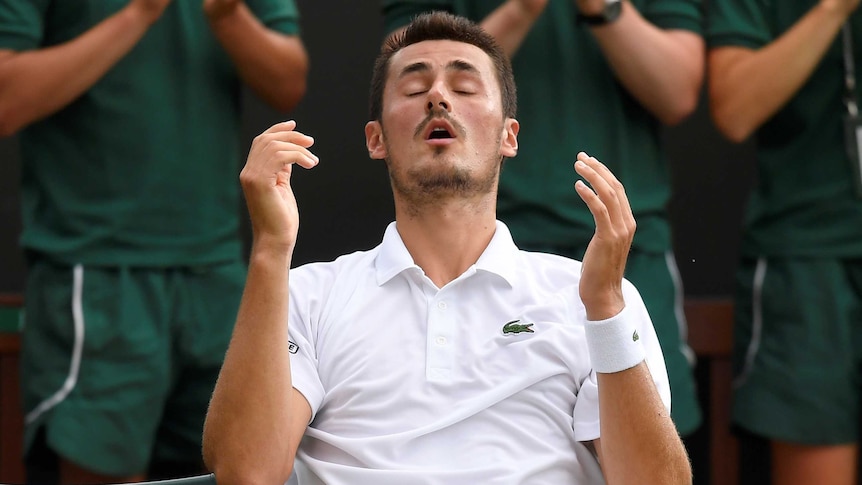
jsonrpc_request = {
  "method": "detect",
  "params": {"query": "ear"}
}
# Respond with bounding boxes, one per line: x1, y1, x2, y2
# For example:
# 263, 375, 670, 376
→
499, 117, 519, 158
365, 121, 387, 160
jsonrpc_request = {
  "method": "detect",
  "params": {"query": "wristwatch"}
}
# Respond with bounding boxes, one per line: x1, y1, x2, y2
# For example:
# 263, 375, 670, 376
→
576, 0, 623, 26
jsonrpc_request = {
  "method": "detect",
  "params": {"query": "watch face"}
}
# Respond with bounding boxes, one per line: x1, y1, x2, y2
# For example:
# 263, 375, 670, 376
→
578, 0, 623, 25
604, 0, 622, 21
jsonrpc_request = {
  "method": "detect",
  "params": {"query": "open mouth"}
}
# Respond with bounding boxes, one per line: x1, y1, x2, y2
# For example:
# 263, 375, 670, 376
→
423, 119, 458, 142
427, 127, 453, 140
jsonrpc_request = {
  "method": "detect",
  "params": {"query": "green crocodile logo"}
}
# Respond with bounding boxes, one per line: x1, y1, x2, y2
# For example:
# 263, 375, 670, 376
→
502, 319, 534, 335
632, 330, 639, 342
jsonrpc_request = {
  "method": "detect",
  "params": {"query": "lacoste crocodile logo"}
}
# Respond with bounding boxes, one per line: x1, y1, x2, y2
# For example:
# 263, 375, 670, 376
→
502, 319, 534, 335
632, 330, 639, 342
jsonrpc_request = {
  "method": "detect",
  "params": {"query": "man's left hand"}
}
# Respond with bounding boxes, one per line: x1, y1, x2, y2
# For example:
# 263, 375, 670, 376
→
573, 152, 635, 321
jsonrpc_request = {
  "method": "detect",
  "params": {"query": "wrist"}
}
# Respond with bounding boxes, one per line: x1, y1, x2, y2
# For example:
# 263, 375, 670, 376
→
205, 0, 242, 24
251, 233, 296, 261
819, 0, 854, 19
584, 305, 646, 374
576, 0, 623, 26
511, 0, 547, 20
577, 0, 607, 17
582, 291, 625, 321
123, 2, 164, 27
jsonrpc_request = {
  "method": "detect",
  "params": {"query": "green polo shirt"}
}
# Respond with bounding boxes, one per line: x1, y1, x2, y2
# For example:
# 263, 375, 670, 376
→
384, 0, 703, 253
708, 1, 862, 257
0, 0, 300, 265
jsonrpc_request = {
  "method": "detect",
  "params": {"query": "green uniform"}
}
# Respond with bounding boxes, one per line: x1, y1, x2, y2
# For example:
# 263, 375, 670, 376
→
708, 1, 862, 443
383, 0, 703, 435
0, 0, 300, 475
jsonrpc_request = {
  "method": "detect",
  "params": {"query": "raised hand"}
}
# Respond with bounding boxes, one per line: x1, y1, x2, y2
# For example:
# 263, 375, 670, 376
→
128, 0, 173, 24
573, 152, 635, 321
239, 120, 318, 252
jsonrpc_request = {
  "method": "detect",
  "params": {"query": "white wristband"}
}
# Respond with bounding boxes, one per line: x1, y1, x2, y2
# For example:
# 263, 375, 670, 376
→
584, 305, 646, 374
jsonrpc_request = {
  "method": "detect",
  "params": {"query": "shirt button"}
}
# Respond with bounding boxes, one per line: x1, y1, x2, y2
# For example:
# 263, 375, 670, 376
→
437, 301, 447, 310
435, 336, 447, 345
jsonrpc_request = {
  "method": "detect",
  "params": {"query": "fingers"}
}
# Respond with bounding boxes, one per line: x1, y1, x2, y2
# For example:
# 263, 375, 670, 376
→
257, 120, 316, 149
251, 121, 319, 169
269, 140, 319, 169
573, 152, 634, 236
241, 122, 320, 194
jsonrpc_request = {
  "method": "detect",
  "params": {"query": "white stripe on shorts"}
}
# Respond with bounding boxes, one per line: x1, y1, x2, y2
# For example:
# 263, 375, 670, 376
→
665, 251, 696, 367
733, 257, 767, 389
25, 264, 86, 424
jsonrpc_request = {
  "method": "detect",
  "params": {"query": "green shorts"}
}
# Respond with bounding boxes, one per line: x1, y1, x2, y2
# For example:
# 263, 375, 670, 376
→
732, 257, 862, 445
21, 259, 246, 476
520, 244, 702, 436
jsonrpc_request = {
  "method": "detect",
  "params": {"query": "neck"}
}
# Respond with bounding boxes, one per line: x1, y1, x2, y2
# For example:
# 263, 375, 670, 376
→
393, 194, 497, 288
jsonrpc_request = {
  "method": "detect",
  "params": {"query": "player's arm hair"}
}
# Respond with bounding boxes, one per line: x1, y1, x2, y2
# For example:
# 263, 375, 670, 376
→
203, 246, 311, 485
593, 363, 692, 485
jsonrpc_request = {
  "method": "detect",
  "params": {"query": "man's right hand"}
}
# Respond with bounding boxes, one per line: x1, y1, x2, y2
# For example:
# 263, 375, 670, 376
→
127, 0, 174, 25
240, 120, 319, 253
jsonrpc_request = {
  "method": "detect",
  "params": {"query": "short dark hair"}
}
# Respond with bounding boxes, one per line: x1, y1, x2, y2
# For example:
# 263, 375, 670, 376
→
369, 11, 517, 122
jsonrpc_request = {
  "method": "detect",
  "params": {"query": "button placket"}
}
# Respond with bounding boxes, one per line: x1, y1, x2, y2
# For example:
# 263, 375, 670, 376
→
427, 292, 455, 381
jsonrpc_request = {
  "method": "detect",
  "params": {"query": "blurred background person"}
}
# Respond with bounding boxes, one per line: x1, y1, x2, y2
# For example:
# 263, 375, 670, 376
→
0, 0, 307, 483
708, 1, 862, 484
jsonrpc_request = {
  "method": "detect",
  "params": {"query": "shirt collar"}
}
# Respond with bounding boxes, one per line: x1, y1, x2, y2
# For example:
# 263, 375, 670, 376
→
374, 220, 520, 287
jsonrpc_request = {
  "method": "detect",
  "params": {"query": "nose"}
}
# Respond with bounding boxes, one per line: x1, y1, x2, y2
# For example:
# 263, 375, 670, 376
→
426, 83, 451, 113
426, 99, 450, 112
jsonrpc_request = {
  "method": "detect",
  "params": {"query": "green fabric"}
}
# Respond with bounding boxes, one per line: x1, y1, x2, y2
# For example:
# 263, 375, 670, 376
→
383, 0, 702, 253
0, 306, 20, 333
707, 1, 862, 257
21, 261, 246, 475
0, 0, 299, 266
732, 257, 862, 444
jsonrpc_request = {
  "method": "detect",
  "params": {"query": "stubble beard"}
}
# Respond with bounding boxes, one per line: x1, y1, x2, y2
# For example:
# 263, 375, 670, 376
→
382, 114, 504, 211
387, 149, 501, 212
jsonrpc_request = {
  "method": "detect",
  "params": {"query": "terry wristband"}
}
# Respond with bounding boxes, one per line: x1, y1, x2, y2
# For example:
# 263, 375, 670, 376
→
584, 305, 646, 374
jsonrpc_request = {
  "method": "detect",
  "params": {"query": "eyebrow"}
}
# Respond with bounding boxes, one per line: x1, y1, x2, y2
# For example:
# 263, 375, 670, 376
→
397, 59, 481, 79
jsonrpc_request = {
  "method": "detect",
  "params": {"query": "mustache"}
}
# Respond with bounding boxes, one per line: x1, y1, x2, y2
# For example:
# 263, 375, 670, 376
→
413, 109, 467, 139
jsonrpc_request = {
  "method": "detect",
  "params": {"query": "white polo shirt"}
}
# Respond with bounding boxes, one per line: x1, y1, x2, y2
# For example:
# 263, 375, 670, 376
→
288, 221, 670, 485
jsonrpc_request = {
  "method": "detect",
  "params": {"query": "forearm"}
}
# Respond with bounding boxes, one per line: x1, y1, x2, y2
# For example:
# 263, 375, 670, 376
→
0, 4, 155, 136
597, 362, 691, 485
709, 2, 847, 142
203, 245, 302, 485
207, 3, 307, 112
589, 1, 704, 125
479, 0, 544, 57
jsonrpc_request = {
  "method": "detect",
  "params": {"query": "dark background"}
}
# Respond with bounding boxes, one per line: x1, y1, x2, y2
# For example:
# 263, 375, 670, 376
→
0, 1, 756, 295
